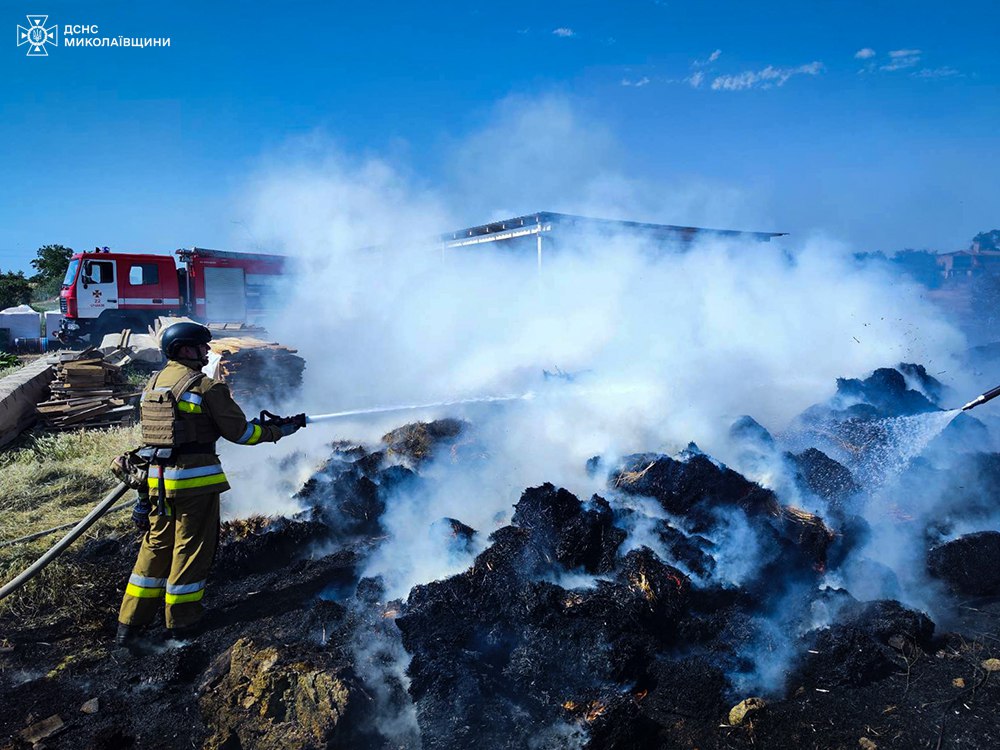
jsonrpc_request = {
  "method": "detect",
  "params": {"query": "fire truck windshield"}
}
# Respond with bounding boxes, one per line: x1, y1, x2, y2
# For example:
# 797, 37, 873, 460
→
62, 258, 81, 287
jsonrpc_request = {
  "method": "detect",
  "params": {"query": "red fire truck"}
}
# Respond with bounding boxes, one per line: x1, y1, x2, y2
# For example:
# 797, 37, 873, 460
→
57, 247, 287, 343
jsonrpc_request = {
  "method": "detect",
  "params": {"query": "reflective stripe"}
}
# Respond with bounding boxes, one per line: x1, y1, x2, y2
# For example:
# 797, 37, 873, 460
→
121, 298, 181, 305
165, 589, 205, 604
151, 464, 225, 479
129, 574, 167, 588
147, 473, 228, 491
237, 423, 262, 445
147, 463, 227, 491
166, 580, 205, 595
126, 583, 165, 599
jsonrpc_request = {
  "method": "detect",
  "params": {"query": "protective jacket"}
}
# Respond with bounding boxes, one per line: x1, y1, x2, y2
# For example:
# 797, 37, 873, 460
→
139, 358, 284, 499
119, 357, 285, 631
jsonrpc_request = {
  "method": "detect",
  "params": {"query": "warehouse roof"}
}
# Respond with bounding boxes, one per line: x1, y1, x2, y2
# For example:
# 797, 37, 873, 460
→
442, 211, 785, 247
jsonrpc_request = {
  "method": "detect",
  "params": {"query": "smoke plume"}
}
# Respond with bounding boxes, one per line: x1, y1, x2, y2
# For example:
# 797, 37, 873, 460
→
224, 97, 974, 700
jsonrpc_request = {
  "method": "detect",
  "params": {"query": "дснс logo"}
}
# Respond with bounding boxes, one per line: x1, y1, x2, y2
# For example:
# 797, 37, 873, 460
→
16, 15, 58, 56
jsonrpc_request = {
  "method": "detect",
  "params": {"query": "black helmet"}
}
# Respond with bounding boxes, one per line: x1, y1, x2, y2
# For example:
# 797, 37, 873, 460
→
160, 322, 212, 360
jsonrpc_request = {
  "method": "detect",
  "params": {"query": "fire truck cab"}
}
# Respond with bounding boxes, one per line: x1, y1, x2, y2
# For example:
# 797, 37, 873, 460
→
58, 247, 286, 343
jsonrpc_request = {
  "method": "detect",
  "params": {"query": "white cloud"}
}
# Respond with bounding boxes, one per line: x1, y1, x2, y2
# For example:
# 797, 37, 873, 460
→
686, 70, 705, 88
552, 27, 576, 38
693, 49, 722, 68
854, 48, 876, 60
914, 66, 961, 79
881, 49, 922, 71
621, 76, 651, 88
710, 61, 823, 91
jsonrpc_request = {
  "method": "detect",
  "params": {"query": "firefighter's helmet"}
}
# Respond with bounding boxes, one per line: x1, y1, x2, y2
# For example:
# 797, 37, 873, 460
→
160, 322, 212, 360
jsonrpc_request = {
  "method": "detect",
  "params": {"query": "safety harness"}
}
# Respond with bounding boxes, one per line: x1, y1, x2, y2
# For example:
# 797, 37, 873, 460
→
140, 370, 210, 516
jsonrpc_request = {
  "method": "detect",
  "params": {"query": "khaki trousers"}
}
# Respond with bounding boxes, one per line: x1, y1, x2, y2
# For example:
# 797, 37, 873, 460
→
118, 492, 220, 630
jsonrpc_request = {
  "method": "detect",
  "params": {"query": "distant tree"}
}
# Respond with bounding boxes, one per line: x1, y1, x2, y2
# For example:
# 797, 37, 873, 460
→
972, 230, 1000, 252
29, 244, 73, 301
0, 270, 32, 310
893, 249, 943, 289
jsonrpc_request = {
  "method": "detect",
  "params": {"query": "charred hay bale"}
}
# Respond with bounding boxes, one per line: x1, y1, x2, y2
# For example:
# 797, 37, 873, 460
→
470, 525, 552, 581
613, 454, 835, 584
397, 539, 690, 747
855, 599, 934, 646
199, 637, 362, 750
640, 656, 728, 730
675, 585, 757, 648
430, 517, 477, 555
381, 418, 468, 464
573, 692, 663, 750
300, 467, 384, 538
654, 520, 716, 579
615, 547, 691, 625
835, 366, 939, 416
611, 453, 778, 530
729, 415, 776, 448
928, 531, 1000, 597
293, 444, 386, 502
294, 444, 424, 540
773, 506, 837, 573
898, 362, 944, 402
786, 447, 859, 509
791, 600, 934, 690
378, 463, 420, 496
512, 484, 625, 573
792, 628, 890, 690
214, 517, 332, 581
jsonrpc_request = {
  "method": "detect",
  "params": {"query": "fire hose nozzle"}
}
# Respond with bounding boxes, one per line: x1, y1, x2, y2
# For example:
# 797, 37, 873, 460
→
961, 384, 1000, 411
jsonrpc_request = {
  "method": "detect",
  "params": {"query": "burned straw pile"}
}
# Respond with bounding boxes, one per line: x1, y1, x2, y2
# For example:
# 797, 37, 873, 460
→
3, 363, 1000, 749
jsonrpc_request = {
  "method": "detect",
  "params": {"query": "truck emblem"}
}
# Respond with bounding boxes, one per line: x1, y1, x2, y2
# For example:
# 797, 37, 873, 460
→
16, 15, 58, 57
92, 289, 103, 302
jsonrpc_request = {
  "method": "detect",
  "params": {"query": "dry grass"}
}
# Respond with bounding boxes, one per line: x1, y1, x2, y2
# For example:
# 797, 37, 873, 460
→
0, 425, 142, 621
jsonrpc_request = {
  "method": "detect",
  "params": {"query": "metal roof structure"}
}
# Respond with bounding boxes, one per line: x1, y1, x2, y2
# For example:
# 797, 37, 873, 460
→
442, 211, 785, 248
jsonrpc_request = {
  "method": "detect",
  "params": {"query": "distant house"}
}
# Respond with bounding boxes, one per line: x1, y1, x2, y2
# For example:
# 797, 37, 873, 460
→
440, 212, 786, 267
936, 248, 1000, 279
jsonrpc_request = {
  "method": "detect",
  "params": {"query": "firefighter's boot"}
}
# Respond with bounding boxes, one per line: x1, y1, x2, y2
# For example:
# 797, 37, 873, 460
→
114, 622, 154, 654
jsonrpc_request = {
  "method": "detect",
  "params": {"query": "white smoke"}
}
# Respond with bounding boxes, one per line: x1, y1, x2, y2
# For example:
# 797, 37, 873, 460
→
226, 98, 975, 708
234, 97, 964, 587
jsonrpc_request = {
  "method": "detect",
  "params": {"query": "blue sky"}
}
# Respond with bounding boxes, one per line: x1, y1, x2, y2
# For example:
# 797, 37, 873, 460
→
2, 0, 998, 272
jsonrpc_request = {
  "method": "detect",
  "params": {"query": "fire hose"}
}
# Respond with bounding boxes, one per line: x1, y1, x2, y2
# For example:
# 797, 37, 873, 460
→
0, 498, 134, 549
0, 393, 533, 602
0, 482, 130, 602
961, 383, 1000, 411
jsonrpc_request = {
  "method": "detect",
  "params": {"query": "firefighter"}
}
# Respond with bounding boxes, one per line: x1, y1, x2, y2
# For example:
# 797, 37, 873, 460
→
116, 321, 304, 647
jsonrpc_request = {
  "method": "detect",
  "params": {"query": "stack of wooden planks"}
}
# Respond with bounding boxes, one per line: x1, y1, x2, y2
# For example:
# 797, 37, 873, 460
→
36, 350, 142, 431
209, 337, 305, 404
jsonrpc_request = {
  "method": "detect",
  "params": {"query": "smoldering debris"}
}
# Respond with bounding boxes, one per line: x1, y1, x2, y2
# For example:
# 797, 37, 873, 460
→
5, 368, 1000, 749
927, 531, 1000, 597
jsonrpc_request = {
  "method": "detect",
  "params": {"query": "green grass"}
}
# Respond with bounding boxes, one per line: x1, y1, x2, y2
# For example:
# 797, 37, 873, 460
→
0, 425, 142, 621
0, 353, 20, 379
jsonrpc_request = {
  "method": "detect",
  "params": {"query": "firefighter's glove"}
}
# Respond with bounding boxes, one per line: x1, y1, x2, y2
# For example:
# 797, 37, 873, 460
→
132, 495, 152, 532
